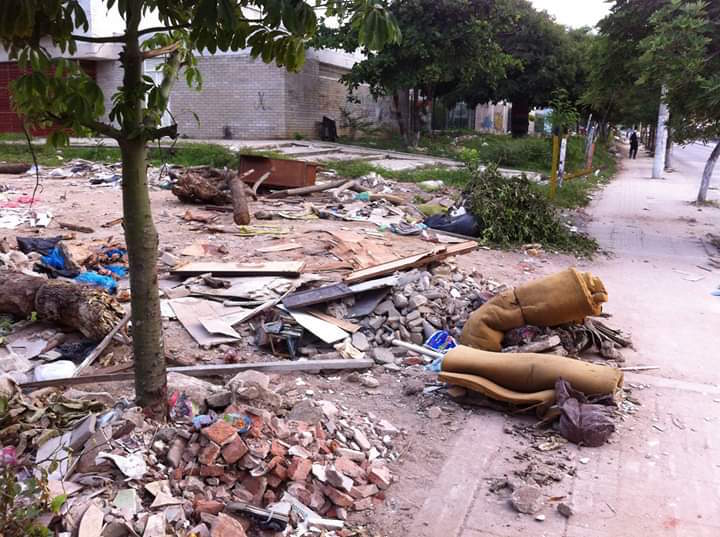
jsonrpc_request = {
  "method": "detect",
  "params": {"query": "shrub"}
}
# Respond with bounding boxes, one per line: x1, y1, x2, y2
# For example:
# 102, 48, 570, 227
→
463, 164, 597, 254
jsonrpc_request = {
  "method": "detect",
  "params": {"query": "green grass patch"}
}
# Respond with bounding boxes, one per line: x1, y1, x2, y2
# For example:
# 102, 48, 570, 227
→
0, 141, 121, 166
325, 159, 472, 187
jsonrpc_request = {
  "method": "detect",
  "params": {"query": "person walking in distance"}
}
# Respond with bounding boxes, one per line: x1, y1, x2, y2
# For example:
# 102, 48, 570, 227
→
629, 128, 639, 159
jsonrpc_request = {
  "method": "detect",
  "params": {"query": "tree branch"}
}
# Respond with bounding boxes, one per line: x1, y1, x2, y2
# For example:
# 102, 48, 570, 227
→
89, 120, 123, 140
146, 124, 178, 140
71, 34, 125, 43
138, 24, 190, 37
142, 42, 181, 59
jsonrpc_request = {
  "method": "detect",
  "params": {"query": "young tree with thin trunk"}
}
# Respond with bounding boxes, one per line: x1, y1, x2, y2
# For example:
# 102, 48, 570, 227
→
638, 0, 720, 202
0, 0, 398, 419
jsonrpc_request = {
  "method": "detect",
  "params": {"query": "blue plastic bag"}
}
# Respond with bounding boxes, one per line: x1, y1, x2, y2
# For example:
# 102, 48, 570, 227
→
75, 271, 117, 294
104, 264, 128, 277
41, 246, 66, 270
425, 330, 457, 353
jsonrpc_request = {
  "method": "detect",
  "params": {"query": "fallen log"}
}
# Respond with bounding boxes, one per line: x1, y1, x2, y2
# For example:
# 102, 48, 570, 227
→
171, 169, 232, 205
0, 271, 125, 341
0, 163, 32, 174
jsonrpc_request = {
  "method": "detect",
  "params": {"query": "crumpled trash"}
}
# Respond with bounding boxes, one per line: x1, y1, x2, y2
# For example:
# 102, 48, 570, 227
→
169, 391, 200, 422
425, 330, 457, 353
16, 236, 63, 256
555, 378, 615, 447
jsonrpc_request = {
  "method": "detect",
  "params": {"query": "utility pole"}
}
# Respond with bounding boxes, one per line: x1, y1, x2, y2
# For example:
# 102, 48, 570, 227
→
652, 86, 669, 179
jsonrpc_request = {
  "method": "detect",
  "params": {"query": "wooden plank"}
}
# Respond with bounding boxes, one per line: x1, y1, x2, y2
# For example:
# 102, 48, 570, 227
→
73, 312, 131, 377
171, 261, 305, 277
344, 242, 478, 284
282, 283, 354, 309
170, 298, 241, 346
348, 275, 399, 294
277, 305, 349, 344
306, 309, 361, 333
19, 359, 375, 390
256, 243, 303, 253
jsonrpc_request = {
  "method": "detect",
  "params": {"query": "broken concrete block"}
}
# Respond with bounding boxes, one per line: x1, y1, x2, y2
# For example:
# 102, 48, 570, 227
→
371, 348, 395, 365
335, 457, 365, 480
323, 485, 354, 508
199, 443, 221, 465
351, 428, 371, 451
511, 485, 545, 514
211, 513, 248, 537
334, 447, 365, 462
326, 467, 354, 493
201, 421, 238, 446
367, 464, 391, 490
352, 497, 374, 511
351, 331, 370, 352
195, 500, 225, 515
350, 484, 378, 499
221, 436, 249, 464
287, 457, 312, 481
409, 295, 428, 309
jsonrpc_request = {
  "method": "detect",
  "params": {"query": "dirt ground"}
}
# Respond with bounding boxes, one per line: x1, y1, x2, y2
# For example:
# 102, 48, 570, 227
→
0, 165, 592, 535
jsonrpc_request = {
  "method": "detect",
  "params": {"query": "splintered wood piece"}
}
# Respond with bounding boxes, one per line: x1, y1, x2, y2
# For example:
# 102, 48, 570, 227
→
171, 261, 305, 277
344, 242, 477, 284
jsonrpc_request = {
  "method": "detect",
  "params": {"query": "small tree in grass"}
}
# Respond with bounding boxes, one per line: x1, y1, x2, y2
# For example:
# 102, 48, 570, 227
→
0, 0, 399, 419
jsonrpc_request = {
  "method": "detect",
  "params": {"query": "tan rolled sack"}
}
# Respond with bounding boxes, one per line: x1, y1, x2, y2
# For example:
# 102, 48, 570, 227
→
439, 345, 623, 407
459, 268, 608, 351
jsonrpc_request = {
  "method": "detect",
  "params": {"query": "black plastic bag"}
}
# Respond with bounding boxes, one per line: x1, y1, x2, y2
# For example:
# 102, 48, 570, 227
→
423, 213, 480, 237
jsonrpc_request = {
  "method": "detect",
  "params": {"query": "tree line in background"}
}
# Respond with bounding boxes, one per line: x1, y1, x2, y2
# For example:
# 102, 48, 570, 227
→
315, 0, 595, 144
584, 0, 720, 202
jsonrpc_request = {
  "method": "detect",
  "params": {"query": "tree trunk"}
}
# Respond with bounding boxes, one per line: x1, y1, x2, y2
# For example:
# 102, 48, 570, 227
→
0, 163, 31, 174
510, 96, 530, 138
230, 175, 250, 225
665, 128, 673, 170
0, 272, 125, 340
697, 141, 720, 203
121, 0, 167, 419
393, 91, 409, 145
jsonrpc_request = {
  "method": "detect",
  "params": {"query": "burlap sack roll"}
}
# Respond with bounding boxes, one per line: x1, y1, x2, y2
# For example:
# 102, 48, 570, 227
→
515, 268, 607, 327
458, 289, 524, 351
438, 371, 556, 407
441, 346, 623, 396
459, 268, 608, 351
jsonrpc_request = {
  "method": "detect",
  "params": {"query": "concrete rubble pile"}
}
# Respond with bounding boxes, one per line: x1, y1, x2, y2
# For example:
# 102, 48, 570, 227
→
6, 371, 399, 537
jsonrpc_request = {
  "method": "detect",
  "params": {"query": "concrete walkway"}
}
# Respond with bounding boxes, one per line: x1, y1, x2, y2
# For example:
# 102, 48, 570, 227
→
410, 147, 720, 537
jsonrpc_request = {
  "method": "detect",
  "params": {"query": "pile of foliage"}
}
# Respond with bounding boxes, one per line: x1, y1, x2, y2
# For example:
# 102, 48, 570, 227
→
463, 164, 597, 254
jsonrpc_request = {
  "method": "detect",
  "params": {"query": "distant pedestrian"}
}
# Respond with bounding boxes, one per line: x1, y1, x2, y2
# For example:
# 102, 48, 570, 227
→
629, 130, 639, 159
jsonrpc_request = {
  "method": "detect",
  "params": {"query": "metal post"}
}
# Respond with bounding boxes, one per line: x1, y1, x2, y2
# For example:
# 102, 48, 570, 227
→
550, 135, 560, 198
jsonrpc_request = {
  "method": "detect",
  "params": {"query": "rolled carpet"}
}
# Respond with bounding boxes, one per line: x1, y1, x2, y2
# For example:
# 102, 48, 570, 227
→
460, 268, 608, 351
441, 345, 623, 398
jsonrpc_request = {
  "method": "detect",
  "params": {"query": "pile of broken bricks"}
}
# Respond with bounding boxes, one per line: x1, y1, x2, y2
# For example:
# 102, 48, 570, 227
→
26, 370, 399, 537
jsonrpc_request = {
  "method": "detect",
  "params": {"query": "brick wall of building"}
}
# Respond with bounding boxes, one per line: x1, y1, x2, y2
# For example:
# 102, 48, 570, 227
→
172, 54, 288, 139
0, 60, 97, 134
92, 53, 395, 140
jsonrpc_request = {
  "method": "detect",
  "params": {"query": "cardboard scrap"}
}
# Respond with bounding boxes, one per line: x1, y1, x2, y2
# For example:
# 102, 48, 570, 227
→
169, 297, 243, 346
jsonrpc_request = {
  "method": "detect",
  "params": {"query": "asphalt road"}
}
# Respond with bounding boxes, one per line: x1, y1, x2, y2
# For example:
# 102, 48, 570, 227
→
670, 141, 720, 198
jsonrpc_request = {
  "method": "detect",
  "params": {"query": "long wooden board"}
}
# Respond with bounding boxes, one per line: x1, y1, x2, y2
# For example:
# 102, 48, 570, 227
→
19, 359, 375, 390
171, 261, 305, 277
344, 242, 478, 284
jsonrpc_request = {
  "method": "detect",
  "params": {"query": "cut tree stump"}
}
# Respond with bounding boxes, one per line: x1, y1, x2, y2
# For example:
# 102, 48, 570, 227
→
0, 272, 125, 341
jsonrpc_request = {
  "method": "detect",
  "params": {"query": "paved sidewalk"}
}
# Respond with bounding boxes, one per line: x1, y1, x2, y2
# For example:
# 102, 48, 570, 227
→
410, 150, 720, 537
